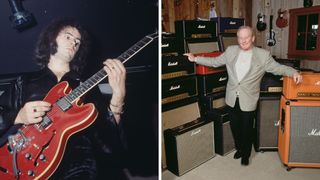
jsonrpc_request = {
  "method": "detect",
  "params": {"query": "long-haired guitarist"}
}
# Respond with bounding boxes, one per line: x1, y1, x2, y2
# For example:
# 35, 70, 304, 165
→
0, 18, 127, 179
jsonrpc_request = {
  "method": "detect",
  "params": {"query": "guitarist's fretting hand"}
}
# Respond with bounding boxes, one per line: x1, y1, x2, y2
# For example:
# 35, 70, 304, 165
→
14, 101, 52, 125
103, 59, 126, 124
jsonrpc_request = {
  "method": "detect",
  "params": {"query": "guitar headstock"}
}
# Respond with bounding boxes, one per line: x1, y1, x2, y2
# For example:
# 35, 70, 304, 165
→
146, 32, 158, 41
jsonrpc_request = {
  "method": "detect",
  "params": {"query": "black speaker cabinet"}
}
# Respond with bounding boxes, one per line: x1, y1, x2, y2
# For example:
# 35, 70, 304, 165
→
164, 119, 215, 176
199, 91, 226, 116
207, 107, 235, 156
255, 93, 281, 151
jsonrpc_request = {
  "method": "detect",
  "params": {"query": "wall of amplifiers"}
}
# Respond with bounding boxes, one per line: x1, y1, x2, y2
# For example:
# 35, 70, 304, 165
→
161, 17, 244, 175
162, 17, 320, 175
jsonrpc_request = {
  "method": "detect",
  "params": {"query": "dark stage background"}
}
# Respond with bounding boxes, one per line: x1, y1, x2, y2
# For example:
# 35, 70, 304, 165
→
0, 0, 158, 178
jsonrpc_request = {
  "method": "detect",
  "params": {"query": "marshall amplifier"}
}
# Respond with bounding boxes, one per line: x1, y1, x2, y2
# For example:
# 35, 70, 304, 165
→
210, 17, 244, 33
260, 73, 283, 93
162, 76, 198, 105
218, 33, 238, 51
260, 59, 300, 93
162, 55, 195, 80
199, 91, 226, 116
162, 97, 201, 168
162, 32, 179, 55
278, 95, 320, 169
194, 52, 225, 75
197, 71, 228, 96
164, 119, 215, 176
207, 107, 235, 156
283, 71, 320, 100
255, 93, 281, 151
175, 20, 219, 54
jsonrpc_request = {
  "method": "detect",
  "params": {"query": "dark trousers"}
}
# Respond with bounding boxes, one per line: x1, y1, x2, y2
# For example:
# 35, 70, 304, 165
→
228, 98, 255, 159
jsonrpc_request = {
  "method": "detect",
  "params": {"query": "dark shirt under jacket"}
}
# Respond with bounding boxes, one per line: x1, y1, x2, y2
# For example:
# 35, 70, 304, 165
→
2, 68, 127, 179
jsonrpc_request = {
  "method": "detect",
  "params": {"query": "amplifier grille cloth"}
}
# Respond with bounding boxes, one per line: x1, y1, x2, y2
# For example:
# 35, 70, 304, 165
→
176, 122, 214, 174
221, 36, 238, 49
188, 42, 219, 54
258, 99, 279, 148
289, 106, 320, 163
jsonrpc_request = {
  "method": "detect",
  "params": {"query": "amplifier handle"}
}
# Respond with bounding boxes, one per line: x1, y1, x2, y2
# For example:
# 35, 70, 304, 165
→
280, 108, 285, 133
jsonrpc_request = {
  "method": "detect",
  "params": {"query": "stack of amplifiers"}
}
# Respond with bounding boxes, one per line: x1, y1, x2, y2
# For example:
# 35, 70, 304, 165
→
164, 119, 214, 176
162, 97, 201, 168
207, 107, 235, 156
255, 93, 281, 151
210, 17, 244, 51
162, 33, 195, 80
278, 95, 320, 169
260, 59, 300, 93
175, 20, 219, 54
194, 52, 228, 96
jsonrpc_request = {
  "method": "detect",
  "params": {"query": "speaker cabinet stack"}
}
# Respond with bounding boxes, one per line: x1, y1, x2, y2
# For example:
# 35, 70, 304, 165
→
278, 72, 320, 169
164, 119, 214, 176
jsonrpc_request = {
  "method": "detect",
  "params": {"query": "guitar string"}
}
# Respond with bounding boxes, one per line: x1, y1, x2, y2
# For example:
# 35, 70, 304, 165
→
20, 34, 157, 138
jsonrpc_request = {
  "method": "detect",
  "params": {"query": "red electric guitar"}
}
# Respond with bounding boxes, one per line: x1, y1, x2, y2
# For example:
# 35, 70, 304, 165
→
276, 8, 288, 28
0, 32, 157, 180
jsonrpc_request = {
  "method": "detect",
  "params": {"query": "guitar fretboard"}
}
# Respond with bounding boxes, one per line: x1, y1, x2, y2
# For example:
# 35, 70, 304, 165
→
65, 34, 157, 103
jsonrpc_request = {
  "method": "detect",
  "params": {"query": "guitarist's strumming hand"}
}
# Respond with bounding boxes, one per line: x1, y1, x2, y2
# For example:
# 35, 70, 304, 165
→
103, 59, 126, 124
14, 101, 51, 125
183, 53, 196, 62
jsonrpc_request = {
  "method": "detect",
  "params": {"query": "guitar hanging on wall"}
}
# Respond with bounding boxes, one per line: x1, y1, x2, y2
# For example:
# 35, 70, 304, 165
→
256, 13, 267, 32
276, 8, 288, 28
0, 32, 158, 180
267, 15, 276, 46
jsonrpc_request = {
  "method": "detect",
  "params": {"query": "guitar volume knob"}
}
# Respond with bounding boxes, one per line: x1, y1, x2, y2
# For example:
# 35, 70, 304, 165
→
27, 170, 34, 176
39, 154, 46, 161
25, 153, 32, 160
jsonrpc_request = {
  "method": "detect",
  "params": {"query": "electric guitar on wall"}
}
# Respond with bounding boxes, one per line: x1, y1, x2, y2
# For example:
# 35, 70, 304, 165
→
256, 13, 267, 32
276, 8, 288, 28
0, 32, 157, 180
267, 15, 276, 46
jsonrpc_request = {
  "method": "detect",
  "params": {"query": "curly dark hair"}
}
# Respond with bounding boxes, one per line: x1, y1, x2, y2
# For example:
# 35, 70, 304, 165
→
34, 18, 90, 74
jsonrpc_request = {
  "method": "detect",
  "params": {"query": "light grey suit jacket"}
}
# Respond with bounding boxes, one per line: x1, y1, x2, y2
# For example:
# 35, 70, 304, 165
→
196, 45, 297, 111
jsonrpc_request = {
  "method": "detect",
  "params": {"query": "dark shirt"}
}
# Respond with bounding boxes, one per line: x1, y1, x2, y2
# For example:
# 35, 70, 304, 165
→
1, 68, 127, 179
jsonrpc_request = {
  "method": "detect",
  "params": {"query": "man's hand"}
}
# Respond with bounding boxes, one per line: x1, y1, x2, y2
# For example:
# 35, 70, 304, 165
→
183, 53, 196, 62
292, 72, 303, 84
15, 101, 51, 125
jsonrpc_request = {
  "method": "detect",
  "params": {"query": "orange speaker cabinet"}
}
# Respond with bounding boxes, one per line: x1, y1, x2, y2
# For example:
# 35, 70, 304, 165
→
278, 95, 320, 169
283, 71, 320, 100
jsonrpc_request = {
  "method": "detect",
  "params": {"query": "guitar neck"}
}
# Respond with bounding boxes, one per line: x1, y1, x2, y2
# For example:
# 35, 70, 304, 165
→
65, 33, 157, 103
269, 15, 273, 33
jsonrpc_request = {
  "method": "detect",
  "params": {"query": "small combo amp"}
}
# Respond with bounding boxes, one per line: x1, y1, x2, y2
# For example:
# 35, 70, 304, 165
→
164, 119, 215, 176
162, 97, 200, 168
